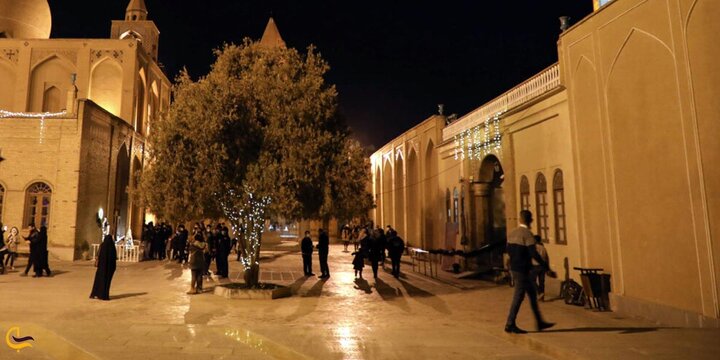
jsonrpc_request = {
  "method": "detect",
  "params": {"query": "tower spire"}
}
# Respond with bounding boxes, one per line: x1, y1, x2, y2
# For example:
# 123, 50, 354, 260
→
259, 17, 286, 48
125, 0, 148, 21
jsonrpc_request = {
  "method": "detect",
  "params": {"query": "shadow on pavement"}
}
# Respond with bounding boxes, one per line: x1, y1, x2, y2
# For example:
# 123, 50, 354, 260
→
375, 278, 402, 299
164, 263, 184, 281
541, 326, 666, 334
375, 278, 411, 312
287, 279, 326, 321
398, 278, 452, 315
47, 270, 69, 277
111, 292, 148, 300
303, 279, 326, 297
289, 276, 308, 293
354, 278, 372, 294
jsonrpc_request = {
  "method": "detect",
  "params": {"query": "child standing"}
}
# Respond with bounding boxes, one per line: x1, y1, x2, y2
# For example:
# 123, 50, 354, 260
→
351, 250, 365, 279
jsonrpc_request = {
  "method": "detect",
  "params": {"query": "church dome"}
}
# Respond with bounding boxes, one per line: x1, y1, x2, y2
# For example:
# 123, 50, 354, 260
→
0, 0, 52, 39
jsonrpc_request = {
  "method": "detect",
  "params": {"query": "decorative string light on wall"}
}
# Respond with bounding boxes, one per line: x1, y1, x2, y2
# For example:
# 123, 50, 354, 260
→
453, 114, 502, 160
0, 109, 67, 144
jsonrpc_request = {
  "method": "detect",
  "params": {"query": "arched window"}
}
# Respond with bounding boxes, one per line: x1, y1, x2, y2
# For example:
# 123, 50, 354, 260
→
24, 182, 52, 228
0, 183, 5, 223
553, 169, 567, 245
535, 173, 548, 242
445, 188, 451, 222
519, 175, 530, 211
453, 188, 459, 223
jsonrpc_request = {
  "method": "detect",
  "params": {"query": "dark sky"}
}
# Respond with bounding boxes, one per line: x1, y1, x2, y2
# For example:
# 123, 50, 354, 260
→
48, 1, 593, 149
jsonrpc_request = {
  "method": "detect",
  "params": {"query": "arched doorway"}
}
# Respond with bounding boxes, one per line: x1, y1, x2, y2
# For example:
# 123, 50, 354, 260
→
382, 159, 393, 228
406, 149, 420, 247
474, 155, 506, 247
394, 154, 405, 236
114, 144, 131, 238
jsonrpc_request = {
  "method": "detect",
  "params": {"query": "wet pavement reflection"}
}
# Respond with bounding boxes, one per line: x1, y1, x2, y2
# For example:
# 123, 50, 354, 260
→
0, 244, 549, 359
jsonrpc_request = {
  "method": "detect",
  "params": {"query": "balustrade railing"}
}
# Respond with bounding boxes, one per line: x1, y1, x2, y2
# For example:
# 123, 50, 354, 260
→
443, 63, 561, 141
92, 243, 140, 262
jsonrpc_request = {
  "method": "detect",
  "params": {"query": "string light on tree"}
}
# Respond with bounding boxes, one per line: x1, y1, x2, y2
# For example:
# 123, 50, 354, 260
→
217, 187, 271, 270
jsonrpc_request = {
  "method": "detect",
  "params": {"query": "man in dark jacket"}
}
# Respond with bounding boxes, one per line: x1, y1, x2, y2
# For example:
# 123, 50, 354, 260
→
387, 230, 405, 278
300, 231, 314, 276
368, 229, 385, 279
317, 229, 330, 279
23, 224, 41, 277
504, 210, 554, 334
216, 228, 232, 278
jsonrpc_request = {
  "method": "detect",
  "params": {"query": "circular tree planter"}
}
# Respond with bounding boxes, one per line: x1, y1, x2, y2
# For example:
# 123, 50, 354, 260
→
214, 282, 291, 300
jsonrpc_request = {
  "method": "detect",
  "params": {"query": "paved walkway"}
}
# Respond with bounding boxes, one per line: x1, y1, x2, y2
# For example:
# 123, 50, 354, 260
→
0, 244, 718, 359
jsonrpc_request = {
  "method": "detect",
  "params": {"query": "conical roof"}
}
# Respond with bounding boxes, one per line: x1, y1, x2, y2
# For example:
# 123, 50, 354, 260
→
259, 17, 286, 48
126, 0, 147, 12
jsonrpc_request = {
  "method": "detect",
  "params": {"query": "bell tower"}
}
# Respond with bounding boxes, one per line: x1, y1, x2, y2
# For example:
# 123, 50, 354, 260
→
111, 0, 160, 61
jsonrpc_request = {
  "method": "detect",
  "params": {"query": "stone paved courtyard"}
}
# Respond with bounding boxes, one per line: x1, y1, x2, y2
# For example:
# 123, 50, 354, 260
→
0, 244, 718, 359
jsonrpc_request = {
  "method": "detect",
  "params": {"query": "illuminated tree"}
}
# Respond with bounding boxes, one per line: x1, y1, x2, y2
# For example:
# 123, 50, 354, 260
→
140, 40, 373, 286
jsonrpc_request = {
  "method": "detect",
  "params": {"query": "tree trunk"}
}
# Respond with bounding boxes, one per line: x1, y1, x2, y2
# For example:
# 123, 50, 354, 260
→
242, 211, 264, 288
243, 264, 260, 287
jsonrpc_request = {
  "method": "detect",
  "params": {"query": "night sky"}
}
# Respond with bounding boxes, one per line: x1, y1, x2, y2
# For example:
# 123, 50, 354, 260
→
48, 1, 593, 149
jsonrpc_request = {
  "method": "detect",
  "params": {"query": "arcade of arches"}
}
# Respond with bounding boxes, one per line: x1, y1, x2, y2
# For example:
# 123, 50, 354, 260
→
371, 0, 720, 327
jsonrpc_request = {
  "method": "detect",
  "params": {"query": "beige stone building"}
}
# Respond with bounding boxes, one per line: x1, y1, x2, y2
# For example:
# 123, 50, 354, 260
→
371, 0, 719, 327
0, 0, 171, 260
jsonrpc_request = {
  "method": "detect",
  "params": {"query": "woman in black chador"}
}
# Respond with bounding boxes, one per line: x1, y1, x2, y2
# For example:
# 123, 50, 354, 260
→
90, 234, 117, 300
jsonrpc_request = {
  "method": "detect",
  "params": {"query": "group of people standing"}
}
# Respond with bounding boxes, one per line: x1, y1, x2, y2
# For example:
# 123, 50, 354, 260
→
184, 223, 234, 294
301, 225, 405, 280
352, 225, 405, 279
301, 229, 330, 278
0, 222, 51, 277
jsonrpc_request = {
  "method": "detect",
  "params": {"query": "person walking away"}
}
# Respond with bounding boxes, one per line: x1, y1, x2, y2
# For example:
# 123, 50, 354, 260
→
368, 229, 384, 279
531, 235, 549, 301
387, 230, 405, 278
4, 226, 20, 270
38, 226, 52, 276
300, 231, 314, 276
504, 210, 554, 334
317, 229, 330, 279
90, 233, 118, 300
188, 233, 207, 294
23, 224, 41, 277
378, 227, 388, 269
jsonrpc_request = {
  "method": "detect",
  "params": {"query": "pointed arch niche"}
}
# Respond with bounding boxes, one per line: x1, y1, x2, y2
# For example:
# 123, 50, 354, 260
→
406, 148, 420, 246
382, 157, 393, 227
89, 58, 123, 116
423, 140, 437, 249
394, 152, 405, 235
28, 55, 75, 112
